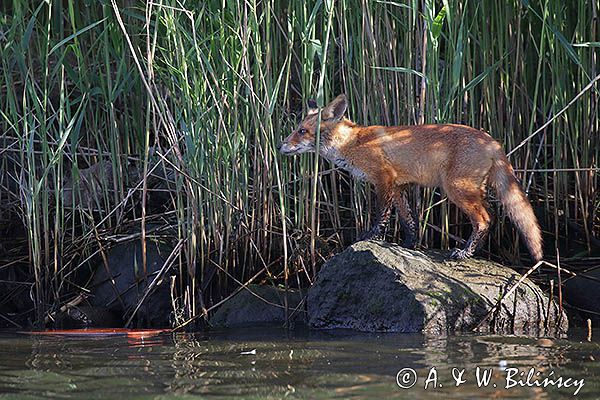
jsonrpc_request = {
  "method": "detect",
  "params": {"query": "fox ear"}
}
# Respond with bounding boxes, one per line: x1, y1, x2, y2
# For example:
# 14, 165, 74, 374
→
322, 94, 347, 121
307, 99, 318, 115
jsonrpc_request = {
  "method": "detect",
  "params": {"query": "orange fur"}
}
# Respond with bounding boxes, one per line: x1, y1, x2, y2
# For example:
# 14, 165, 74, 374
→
279, 94, 542, 261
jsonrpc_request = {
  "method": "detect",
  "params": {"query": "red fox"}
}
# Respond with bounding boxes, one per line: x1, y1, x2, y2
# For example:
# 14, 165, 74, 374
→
279, 94, 542, 261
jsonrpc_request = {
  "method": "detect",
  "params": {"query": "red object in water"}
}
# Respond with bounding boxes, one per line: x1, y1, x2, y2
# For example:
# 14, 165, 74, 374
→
23, 328, 171, 339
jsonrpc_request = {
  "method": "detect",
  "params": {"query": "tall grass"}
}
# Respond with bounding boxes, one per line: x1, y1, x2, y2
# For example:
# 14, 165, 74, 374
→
0, 0, 598, 327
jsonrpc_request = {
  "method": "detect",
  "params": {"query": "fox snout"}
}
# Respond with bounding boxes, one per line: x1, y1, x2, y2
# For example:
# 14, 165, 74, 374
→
278, 140, 300, 155
279, 131, 314, 155
278, 140, 292, 155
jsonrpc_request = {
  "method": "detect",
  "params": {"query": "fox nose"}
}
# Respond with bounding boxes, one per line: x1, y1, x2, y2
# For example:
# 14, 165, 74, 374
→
277, 142, 282, 151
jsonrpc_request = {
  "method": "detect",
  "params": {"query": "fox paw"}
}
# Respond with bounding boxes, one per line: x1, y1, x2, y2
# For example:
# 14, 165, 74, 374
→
450, 248, 471, 260
357, 229, 381, 242
402, 240, 416, 250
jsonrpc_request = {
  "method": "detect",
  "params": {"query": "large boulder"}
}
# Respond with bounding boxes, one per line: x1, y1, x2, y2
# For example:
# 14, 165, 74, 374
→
307, 240, 567, 334
89, 238, 174, 327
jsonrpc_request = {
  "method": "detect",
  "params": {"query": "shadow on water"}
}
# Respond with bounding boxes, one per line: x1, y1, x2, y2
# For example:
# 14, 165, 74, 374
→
0, 327, 598, 399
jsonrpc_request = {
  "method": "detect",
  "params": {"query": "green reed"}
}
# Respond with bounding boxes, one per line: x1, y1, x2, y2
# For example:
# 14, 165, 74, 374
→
0, 0, 598, 326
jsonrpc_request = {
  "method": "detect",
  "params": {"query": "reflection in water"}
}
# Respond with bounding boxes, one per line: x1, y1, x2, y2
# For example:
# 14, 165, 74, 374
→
0, 328, 597, 399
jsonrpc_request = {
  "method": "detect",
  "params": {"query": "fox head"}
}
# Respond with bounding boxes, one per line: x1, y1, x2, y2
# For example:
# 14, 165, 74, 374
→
279, 94, 348, 155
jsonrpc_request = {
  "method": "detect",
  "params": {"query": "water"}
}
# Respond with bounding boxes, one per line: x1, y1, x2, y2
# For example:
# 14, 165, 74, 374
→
0, 328, 598, 399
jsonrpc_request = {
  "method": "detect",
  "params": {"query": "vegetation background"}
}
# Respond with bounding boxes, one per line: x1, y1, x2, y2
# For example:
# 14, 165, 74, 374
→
0, 0, 598, 327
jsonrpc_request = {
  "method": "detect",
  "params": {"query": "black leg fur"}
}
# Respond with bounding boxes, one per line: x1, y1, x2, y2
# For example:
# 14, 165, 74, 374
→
394, 190, 418, 249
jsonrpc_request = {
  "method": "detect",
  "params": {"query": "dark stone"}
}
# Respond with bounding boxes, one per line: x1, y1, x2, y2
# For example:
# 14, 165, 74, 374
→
307, 240, 567, 335
89, 239, 174, 327
210, 284, 305, 328
564, 268, 600, 323
53, 306, 121, 329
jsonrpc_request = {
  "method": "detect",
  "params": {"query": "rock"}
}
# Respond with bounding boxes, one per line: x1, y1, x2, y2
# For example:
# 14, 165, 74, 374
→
89, 239, 174, 327
307, 240, 567, 334
564, 268, 600, 323
52, 306, 121, 329
210, 284, 305, 328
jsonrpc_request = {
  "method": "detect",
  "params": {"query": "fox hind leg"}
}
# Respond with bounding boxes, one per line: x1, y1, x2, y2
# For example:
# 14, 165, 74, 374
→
446, 184, 491, 260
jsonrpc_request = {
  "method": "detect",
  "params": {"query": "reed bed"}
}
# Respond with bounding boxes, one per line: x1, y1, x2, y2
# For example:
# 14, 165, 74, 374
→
0, 0, 598, 327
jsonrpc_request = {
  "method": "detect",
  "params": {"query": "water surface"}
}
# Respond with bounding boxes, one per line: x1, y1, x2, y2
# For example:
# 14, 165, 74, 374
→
0, 328, 598, 399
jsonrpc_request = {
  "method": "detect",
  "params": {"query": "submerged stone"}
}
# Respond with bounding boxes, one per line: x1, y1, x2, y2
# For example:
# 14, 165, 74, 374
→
210, 284, 305, 328
564, 268, 600, 323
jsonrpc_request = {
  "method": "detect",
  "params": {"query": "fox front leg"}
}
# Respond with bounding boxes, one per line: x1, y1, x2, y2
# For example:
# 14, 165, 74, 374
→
394, 189, 417, 249
358, 188, 393, 241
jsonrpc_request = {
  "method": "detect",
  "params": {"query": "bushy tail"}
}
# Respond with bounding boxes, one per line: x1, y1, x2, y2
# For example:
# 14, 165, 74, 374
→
489, 156, 543, 262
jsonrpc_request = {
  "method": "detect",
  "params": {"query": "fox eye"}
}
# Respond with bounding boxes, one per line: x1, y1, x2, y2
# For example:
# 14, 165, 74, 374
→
298, 128, 307, 135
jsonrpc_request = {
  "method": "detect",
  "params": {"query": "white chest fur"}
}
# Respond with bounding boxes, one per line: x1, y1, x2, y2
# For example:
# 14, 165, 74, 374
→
320, 146, 368, 181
